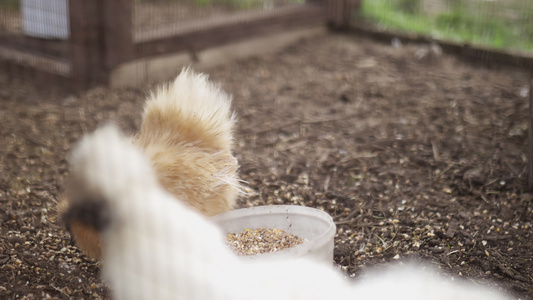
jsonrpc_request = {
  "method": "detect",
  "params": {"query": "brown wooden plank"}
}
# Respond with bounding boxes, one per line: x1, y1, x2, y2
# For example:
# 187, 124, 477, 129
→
101, 0, 134, 69
327, 0, 360, 28
0, 58, 74, 91
0, 35, 69, 58
529, 79, 533, 191
327, 0, 343, 27
0, 45, 70, 76
69, 0, 106, 88
351, 0, 362, 11
134, 4, 327, 59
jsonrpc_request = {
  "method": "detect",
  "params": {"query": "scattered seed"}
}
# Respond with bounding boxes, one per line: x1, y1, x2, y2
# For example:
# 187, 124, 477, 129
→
226, 228, 305, 256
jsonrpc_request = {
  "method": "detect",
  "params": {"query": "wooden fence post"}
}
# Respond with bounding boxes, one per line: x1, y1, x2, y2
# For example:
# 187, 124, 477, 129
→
101, 0, 134, 70
327, 0, 361, 29
69, 0, 105, 88
69, 0, 133, 89
527, 79, 533, 192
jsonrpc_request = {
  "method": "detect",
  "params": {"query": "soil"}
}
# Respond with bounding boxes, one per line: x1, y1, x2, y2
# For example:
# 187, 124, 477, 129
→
0, 32, 531, 299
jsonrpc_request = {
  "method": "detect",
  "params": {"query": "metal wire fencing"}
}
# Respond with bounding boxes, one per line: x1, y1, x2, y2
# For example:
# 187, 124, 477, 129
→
0, 0, 70, 86
0, 0, 324, 88
356, 0, 533, 54
134, 0, 306, 38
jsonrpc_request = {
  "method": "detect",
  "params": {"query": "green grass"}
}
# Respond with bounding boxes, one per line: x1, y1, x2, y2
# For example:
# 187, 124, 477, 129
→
0, 0, 20, 11
360, 0, 533, 53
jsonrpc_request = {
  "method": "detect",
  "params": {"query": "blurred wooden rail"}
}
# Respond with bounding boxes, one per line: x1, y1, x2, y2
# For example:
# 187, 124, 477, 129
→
135, 4, 326, 59
529, 80, 533, 191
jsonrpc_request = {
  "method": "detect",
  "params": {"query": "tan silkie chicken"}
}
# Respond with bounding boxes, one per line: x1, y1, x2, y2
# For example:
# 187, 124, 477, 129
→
57, 68, 242, 259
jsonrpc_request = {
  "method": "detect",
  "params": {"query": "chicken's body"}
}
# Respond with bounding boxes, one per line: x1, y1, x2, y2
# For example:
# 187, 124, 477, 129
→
134, 69, 239, 216
58, 69, 241, 259
64, 125, 511, 300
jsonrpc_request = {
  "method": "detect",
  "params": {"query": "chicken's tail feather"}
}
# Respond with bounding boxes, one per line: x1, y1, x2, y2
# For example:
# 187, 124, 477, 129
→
137, 68, 236, 152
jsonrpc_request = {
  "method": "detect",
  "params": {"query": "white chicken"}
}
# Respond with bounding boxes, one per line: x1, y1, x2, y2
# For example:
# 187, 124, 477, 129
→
63, 125, 511, 300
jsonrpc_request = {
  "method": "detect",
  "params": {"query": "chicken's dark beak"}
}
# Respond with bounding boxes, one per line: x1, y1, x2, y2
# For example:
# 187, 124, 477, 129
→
61, 199, 111, 233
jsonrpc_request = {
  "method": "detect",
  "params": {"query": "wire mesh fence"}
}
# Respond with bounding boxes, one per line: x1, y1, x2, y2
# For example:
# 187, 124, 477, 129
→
0, 0, 71, 86
0, 0, 22, 36
0, 0, 324, 88
0, 0, 70, 55
355, 0, 533, 54
134, 0, 306, 38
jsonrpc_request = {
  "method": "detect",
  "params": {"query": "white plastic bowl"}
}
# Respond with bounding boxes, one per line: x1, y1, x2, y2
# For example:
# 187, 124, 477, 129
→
211, 205, 336, 264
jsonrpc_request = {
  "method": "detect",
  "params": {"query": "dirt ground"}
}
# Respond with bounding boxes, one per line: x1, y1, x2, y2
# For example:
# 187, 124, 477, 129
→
0, 32, 531, 299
